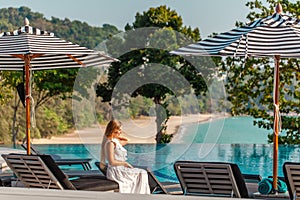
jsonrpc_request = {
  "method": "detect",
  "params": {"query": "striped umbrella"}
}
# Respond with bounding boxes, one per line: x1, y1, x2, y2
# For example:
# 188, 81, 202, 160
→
0, 18, 116, 155
171, 4, 298, 191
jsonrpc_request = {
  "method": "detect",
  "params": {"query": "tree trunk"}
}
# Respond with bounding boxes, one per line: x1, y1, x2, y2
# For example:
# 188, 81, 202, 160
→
154, 96, 166, 143
11, 92, 21, 148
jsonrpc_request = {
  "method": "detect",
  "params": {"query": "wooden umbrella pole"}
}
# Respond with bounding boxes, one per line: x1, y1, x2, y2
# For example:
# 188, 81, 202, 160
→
25, 54, 31, 155
273, 5, 282, 191
273, 55, 280, 192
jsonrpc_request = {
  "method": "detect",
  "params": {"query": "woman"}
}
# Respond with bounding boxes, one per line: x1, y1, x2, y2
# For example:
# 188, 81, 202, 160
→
100, 120, 150, 194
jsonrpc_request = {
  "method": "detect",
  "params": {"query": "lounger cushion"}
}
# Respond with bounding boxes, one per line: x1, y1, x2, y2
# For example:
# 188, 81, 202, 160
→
71, 175, 119, 191
40, 155, 119, 191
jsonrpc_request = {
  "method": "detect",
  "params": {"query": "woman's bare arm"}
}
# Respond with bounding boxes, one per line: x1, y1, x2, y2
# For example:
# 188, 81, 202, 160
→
116, 135, 129, 146
106, 141, 132, 168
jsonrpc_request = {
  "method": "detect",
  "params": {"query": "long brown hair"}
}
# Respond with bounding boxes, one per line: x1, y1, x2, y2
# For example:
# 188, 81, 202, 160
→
104, 120, 121, 138
100, 120, 121, 164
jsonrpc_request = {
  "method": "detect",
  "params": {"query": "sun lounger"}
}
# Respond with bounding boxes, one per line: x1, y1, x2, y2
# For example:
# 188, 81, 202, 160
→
174, 161, 249, 198
21, 143, 92, 170
94, 161, 107, 176
2, 154, 118, 191
94, 161, 182, 194
242, 173, 262, 197
283, 162, 300, 200
243, 174, 262, 183
146, 167, 182, 194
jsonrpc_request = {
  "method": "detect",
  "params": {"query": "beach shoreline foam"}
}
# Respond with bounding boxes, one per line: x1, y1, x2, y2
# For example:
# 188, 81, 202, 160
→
32, 114, 227, 144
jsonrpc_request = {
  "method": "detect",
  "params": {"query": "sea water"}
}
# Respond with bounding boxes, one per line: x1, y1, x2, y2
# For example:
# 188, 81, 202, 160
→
29, 116, 300, 182
177, 116, 270, 144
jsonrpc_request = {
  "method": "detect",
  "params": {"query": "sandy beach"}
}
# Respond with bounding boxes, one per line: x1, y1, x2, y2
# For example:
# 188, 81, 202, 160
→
32, 114, 223, 144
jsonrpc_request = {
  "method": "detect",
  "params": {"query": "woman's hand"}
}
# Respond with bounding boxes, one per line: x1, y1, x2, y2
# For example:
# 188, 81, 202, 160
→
124, 162, 133, 168
116, 135, 129, 141
117, 135, 129, 146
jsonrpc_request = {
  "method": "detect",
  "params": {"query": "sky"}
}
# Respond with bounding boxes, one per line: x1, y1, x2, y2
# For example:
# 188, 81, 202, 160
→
0, 0, 263, 38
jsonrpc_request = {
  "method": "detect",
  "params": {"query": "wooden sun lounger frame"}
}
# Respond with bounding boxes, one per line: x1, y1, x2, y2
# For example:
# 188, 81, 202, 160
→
174, 161, 249, 198
146, 168, 181, 194
3, 154, 64, 189
283, 162, 300, 200
2, 154, 119, 191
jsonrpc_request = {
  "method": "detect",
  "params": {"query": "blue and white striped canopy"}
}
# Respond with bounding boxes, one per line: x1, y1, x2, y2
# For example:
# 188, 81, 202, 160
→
171, 13, 300, 58
0, 23, 116, 71
171, 9, 297, 190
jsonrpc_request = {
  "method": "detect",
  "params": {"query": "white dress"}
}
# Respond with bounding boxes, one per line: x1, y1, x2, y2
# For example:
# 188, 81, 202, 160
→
105, 138, 150, 194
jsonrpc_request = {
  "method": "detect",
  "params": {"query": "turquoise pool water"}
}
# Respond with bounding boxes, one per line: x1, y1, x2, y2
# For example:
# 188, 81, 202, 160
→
8, 116, 300, 182
30, 143, 300, 182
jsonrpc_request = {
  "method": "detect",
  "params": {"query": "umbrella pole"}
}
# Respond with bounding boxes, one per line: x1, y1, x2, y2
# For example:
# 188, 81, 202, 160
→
25, 54, 31, 155
273, 55, 280, 192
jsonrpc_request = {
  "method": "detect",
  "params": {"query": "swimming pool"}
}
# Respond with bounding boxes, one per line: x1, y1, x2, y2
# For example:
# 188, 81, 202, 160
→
26, 143, 300, 182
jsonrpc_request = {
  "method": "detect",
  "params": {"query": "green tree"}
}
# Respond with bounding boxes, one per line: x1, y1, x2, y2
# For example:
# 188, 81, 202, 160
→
96, 5, 211, 143
0, 6, 120, 143
224, 0, 300, 144
1, 69, 80, 142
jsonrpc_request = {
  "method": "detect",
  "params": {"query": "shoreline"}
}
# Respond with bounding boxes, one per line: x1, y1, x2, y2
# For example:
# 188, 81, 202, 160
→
32, 113, 229, 144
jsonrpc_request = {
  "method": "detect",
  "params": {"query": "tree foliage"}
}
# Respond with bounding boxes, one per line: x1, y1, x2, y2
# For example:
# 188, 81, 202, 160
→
0, 6, 119, 143
224, 0, 300, 144
96, 5, 212, 143
0, 6, 120, 105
